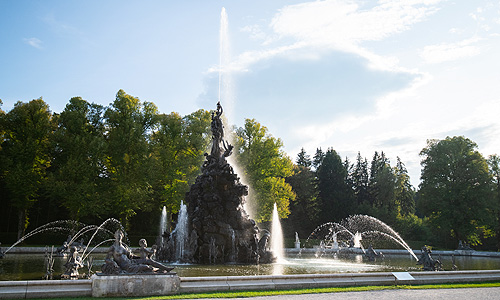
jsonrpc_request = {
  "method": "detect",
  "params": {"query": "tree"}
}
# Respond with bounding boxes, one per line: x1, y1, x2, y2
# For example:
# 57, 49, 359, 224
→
103, 90, 159, 228
0, 99, 54, 239
149, 109, 211, 231
488, 154, 500, 250
284, 151, 320, 236
316, 148, 354, 223
312, 148, 324, 171
0, 99, 4, 151
419, 136, 494, 245
351, 152, 370, 205
296, 148, 312, 168
369, 151, 396, 210
394, 157, 415, 216
234, 118, 295, 222
49, 97, 106, 220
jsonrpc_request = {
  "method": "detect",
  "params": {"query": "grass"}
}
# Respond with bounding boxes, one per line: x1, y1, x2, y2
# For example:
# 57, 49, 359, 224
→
28, 281, 500, 300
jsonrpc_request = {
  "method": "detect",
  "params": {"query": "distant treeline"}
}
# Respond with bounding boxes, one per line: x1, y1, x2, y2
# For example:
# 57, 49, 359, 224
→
1, 91, 499, 250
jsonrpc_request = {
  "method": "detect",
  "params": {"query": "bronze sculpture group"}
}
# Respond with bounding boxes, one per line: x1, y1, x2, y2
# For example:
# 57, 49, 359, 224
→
101, 230, 174, 275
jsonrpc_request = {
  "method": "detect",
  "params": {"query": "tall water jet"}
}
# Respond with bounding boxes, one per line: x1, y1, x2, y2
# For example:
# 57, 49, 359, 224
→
216, 7, 253, 219
271, 203, 285, 262
218, 7, 233, 122
159, 206, 167, 245
354, 232, 362, 248
174, 201, 188, 262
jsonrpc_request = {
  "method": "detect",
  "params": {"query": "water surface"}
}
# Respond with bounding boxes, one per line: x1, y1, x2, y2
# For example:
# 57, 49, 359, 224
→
2, 253, 500, 280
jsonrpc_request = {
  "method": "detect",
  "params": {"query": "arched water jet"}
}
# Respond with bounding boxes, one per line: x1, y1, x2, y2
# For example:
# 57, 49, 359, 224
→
80, 218, 126, 259
5, 220, 86, 253
302, 215, 417, 260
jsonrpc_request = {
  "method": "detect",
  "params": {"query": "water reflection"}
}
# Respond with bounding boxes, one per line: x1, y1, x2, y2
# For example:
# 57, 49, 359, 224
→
2, 253, 500, 280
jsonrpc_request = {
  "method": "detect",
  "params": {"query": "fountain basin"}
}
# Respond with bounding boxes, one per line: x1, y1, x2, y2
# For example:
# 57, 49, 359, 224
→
3, 250, 500, 280
0, 279, 92, 299
2, 270, 500, 299
91, 273, 180, 297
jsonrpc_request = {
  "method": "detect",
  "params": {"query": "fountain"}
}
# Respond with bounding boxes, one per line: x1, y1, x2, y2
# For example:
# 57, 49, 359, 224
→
173, 201, 188, 262
4, 220, 87, 254
153, 8, 271, 265
159, 206, 167, 246
4, 8, 500, 299
271, 203, 285, 262
181, 101, 273, 264
3, 218, 126, 257
304, 215, 418, 260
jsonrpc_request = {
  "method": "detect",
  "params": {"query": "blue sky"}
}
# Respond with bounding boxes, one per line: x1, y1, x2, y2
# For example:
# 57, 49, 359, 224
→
1, 0, 500, 186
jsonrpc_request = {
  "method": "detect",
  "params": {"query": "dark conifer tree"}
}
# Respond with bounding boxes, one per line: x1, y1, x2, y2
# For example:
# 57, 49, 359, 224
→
394, 157, 415, 216
316, 148, 354, 223
352, 152, 370, 205
312, 148, 324, 171
296, 147, 312, 168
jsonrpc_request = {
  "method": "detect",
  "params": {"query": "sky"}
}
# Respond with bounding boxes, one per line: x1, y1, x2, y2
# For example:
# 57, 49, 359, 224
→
1, 0, 500, 187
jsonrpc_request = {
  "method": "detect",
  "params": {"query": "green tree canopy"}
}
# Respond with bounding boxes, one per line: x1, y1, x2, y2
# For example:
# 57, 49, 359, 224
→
369, 151, 396, 210
49, 97, 106, 220
487, 154, 500, 250
296, 147, 312, 168
316, 148, 354, 223
0, 99, 4, 151
419, 136, 494, 245
235, 118, 295, 222
351, 152, 370, 205
0, 98, 54, 239
312, 148, 324, 171
150, 109, 211, 215
103, 90, 159, 227
285, 161, 319, 237
394, 157, 415, 216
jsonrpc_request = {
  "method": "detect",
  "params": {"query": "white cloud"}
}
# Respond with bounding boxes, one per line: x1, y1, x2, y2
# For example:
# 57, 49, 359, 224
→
420, 38, 481, 64
23, 37, 43, 49
293, 70, 431, 151
240, 25, 267, 41
221, 0, 441, 76
208, 42, 306, 74
270, 0, 441, 46
449, 28, 463, 34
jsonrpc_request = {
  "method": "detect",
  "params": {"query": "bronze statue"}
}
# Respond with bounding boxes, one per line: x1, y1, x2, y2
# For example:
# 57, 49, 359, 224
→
184, 102, 270, 264
417, 245, 442, 271
365, 245, 382, 261
62, 246, 83, 279
210, 101, 224, 156
101, 230, 173, 274
134, 238, 173, 272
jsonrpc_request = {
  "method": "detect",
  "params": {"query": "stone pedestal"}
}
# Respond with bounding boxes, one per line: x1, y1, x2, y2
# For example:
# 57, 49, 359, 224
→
91, 273, 180, 297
